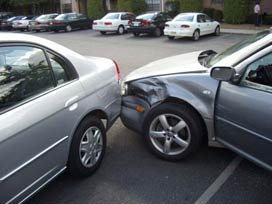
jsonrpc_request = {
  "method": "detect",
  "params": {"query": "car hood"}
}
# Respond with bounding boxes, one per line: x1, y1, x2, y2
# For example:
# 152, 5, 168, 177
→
124, 51, 207, 82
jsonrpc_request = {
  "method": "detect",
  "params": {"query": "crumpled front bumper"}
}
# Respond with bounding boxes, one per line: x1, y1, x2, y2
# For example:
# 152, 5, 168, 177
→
121, 95, 151, 133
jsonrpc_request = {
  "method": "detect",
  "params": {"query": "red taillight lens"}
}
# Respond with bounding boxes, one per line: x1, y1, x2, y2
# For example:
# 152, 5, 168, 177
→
104, 22, 112, 25
181, 24, 190, 28
53, 21, 62, 25
18, 22, 22, 25
112, 60, 121, 81
128, 20, 132, 25
93, 22, 97, 25
141, 20, 150, 26
37, 22, 41, 25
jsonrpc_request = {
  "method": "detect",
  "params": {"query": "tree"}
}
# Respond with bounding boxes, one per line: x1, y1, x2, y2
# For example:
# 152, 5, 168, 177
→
180, 0, 202, 12
87, 0, 104, 19
223, 0, 249, 24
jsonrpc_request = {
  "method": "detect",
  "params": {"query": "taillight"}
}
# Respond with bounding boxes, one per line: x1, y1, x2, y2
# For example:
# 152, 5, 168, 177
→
104, 22, 112, 25
181, 24, 190, 28
53, 21, 62, 25
112, 60, 121, 81
18, 22, 22, 25
128, 20, 132, 25
93, 22, 97, 25
141, 20, 150, 26
37, 22, 41, 25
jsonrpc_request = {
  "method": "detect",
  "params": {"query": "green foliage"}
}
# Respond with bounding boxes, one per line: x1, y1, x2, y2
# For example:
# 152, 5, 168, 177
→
166, 0, 180, 18
117, 0, 131, 11
87, 0, 104, 19
203, 8, 223, 21
223, 0, 249, 24
264, 14, 272, 25
117, 0, 146, 15
10, 0, 49, 5
131, 0, 147, 15
180, 0, 202, 12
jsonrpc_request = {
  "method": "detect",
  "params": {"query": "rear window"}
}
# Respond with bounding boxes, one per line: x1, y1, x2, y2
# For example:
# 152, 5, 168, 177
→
136, 14, 155, 20
102, 13, 120, 20
55, 14, 67, 20
174, 14, 194, 22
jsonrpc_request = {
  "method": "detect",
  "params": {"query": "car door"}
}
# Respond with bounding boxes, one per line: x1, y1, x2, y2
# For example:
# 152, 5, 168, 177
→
204, 14, 214, 34
120, 13, 130, 30
0, 44, 84, 203
215, 46, 272, 170
77, 14, 89, 29
196, 14, 208, 35
68, 13, 78, 29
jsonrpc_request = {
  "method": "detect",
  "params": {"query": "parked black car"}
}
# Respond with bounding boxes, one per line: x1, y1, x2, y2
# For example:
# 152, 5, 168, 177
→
0, 12, 13, 29
48, 13, 92, 32
1, 16, 24, 31
128, 12, 171, 37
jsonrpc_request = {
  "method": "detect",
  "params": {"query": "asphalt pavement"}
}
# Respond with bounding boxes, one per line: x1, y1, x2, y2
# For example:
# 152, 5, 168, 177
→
4, 29, 270, 204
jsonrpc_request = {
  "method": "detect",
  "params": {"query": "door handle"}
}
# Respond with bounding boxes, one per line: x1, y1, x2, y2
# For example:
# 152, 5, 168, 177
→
65, 96, 79, 108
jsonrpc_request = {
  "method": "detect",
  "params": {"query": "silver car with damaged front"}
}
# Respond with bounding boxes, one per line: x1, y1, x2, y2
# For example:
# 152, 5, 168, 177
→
0, 33, 121, 204
121, 30, 272, 171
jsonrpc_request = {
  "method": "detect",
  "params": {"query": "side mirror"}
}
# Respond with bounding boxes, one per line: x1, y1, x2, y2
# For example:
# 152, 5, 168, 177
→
211, 67, 236, 81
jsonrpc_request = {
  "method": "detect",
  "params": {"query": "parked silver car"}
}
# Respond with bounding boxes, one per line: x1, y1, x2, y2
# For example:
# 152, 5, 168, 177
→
0, 33, 121, 203
121, 30, 272, 171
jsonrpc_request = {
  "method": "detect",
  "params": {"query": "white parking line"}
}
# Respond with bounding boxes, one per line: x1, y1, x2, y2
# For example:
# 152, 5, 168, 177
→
194, 156, 243, 204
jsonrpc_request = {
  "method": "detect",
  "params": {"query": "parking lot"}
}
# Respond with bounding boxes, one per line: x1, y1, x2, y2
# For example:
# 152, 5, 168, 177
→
3, 29, 271, 204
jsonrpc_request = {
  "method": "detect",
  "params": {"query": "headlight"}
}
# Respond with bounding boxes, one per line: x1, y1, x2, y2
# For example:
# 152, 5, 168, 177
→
121, 81, 128, 96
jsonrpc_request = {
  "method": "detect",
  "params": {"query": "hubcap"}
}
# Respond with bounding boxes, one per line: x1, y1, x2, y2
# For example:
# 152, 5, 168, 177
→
79, 126, 103, 168
119, 27, 124, 34
194, 31, 199, 40
149, 114, 191, 155
66, 25, 71, 32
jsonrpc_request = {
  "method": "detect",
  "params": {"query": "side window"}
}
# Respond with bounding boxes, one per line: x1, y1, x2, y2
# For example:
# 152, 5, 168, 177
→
78, 14, 87, 20
197, 15, 206, 23
0, 46, 54, 112
205, 15, 212, 22
155, 14, 163, 21
47, 52, 69, 85
121, 14, 128, 20
241, 52, 272, 93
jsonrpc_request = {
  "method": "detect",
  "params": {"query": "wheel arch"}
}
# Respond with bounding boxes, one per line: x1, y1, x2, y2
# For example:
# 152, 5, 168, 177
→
162, 97, 208, 145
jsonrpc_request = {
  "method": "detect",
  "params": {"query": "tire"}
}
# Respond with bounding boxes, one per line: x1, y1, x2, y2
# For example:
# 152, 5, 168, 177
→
214, 26, 220, 36
35, 30, 40, 32
117, 25, 125, 35
143, 103, 203, 161
192, 29, 200, 41
67, 117, 106, 177
54, 30, 59, 33
133, 32, 140, 37
65, 24, 72, 32
154, 27, 161, 37
100, 31, 106, 35
167, 36, 175, 40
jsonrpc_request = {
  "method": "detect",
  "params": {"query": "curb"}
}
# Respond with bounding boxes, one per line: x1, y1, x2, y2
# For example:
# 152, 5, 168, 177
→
221, 28, 261, 35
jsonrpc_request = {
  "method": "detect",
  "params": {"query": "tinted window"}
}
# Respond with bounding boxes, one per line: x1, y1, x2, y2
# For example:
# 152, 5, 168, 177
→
197, 15, 206, 23
241, 52, 272, 92
47, 52, 69, 85
0, 46, 54, 112
136, 13, 155, 20
121, 14, 129, 20
55, 14, 68, 20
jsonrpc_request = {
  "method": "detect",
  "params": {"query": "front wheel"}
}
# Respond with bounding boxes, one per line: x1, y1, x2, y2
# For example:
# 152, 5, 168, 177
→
100, 31, 106, 35
67, 117, 106, 177
154, 27, 162, 37
143, 103, 203, 161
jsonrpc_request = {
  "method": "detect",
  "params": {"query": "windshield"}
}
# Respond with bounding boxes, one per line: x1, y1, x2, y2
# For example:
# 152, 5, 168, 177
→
102, 13, 120, 20
136, 14, 155, 20
174, 14, 194, 22
207, 30, 271, 67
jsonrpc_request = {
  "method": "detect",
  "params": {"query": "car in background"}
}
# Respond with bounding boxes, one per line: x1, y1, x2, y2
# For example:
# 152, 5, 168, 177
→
0, 33, 121, 203
1, 16, 24, 31
164, 13, 220, 41
121, 30, 272, 172
92, 12, 135, 35
0, 12, 13, 28
29, 13, 58, 32
49, 13, 92, 32
12, 15, 37, 31
128, 12, 171, 37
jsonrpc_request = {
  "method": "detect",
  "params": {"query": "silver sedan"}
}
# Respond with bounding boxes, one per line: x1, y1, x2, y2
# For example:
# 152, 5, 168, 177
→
0, 33, 121, 204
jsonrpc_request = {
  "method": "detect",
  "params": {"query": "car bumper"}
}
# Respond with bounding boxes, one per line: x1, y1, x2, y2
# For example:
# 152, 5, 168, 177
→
121, 95, 151, 133
164, 29, 194, 37
29, 25, 48, 31
13, 25, 28, 30
93, 25, 118, 32
127, 26, 156, 34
